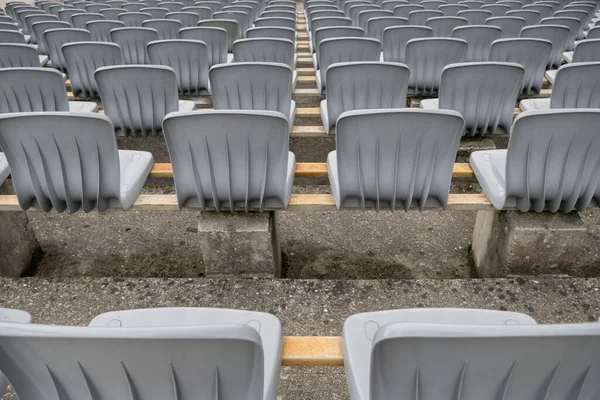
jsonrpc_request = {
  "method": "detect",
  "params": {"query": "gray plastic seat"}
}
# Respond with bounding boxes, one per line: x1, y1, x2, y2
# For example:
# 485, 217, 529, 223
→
343, 308, 551, 400
480, 4, 509, 17
179, 26, 228, 65
554, 9, 588, 38
147, 39, 210, 95
48, 4, 75, 16
380, 0, 409, 11
70, 13, 106, 30
106, 0, 128, 7
24, 13, 58, 44
0, 308, 31, 394
261, 10, 295, 19
233, 38, 296, 85
309, 17, 352, 51
427, 16, 467, 36
563, 39, 600, 64
519, 62, 600, 111
182, 5, 212, 19
196, 0, 223, 14
485, 15, 525, 38
118, 11, 153, 27
0, 112, 152, 212
44, 28, 91, 72
452, 24, 501, 61
405, 37, 467, 95
31, 20, 70, 54
99, 8, 125, 20
0, 67, 98, 113
63, 42, 123, 98
313, 26, 364, 67
142, 18, 182, 39
328, 109, 465, 210
367, 16, 407, 42
316, 37, 381, 93
382, 25, 432, 62
122, 2, 146, 11
95, 65, 195, 136
16, 9, 44, 35
541, 17, 581, 51
521, 24, 570, 69
210, 62, 295, 129
457, 8, 491, 24
321, 62, 409, 134
488, 38, 552, 94
422, 0, 446, 9
57, 8, 80, 23
408, 9, 443, 25
393, 4, 424, 19
348, 4, 380, 26
166, 10, 200, 27
0, 29, 26, 44
213, 11, 249, 36
459, 0, 484, 9
254, 16, 295, 29
87, 20, 125, 41
0, 22, 19, 32
158, 1, 184, 12
142, 0, 163, 8
496, 0, 523, 10
198, 19, 239, 51
471, 109, 600, 212
163, 111, 294, 211
439, 4, 468, 16
523, 3, 553, 19
358, 10, 393, 32
0, 43, 47, 67
421, 62, 524, 135
507, 9, 542, 26
585, 25, 600, 40
141, 6, 170, 19
246, 26, 296, 47
110, 27, 158, 64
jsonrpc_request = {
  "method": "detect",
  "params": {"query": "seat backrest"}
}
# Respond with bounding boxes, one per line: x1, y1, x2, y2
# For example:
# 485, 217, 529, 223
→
367, 16, 406, 42
572, 39, 600, 63
421, 0, 446, 10
182, 5, 212, 19
262, 10, 296, 19
0, 43, 40, 67
0, 112, 124, 212
349, 4, 380, 25
147, 39, 210, 95
210, 62, 293, 117
393, 4, 424, 18
57, 8, 80, 23
505, 109, 600, 212
253, 16, 295, 29
24, 13, 58, 43
197, 19, 238, 51
452, 24, 501, 61
326, 62, 410, 130
0, 321, 265, 399
197, 0, 223, 14
99, 8, 125, 20
439, 62, 524, 135
166, 10, 200, 27
16, 9, 44, 34
122, 2, 146, 11
318, 37, 381, 87
0, 22, 19, 32
314, 26, 364, 64
334, 109, 465, 210
179, 26, 226, 65
118, 11, 153, 27
86, 20, 125, 42
426, 16, 467, 37
507, 9, 542, 25
31, 20, 70, 54
456, 9, 492, 24
232, 38, 294, 69
549, 62, 600, 109
213, 11, 248, 35
0, 67, 69, 114
0, 29, 25, 44
141, 6, 170, 19
523, 3, 553, 18
70, 12, 106, 30
49, 4, 75, 16
408, 9, 443, 25
520, 24, 570, 69
382, 25, 432, 62
158, 1, 184, 12
342, 0, 371, 15
95, 65, 179, 136
480, 4, 510, 17
485, 16, 525, 38
405, 37, 467, 94
110, 27, 158, 64
459, 0, 484, 9
438, 4, 468, 16
142, 0, 163, 7
553, 9, 588, 34
370, 323, 600, 399
162, 110, 292, 211
540, 17, 580, 50
245, 26, 295, 43
310, 9, 345, 25
142, 18, 182, 39
63, 42, 123, 98
380, 0, 409, 11
44, 28, 91, 72
0, 307, 31, 391
358, 9, 393, 32
488, 38, 552, 95
587, 26, 600, 40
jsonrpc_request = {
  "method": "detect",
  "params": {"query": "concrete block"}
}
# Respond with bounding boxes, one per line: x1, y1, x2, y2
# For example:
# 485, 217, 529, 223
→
198, 211, 281, 277
471, 210, 594, 278
0, 182, 41, 277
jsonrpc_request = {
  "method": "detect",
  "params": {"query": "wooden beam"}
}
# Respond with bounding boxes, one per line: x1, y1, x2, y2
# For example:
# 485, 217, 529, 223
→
298, 75, 316, 85
297, 67, 315, 76
291, 125, 326, 136
282, 336, 344, 367
296, 107, 320, 118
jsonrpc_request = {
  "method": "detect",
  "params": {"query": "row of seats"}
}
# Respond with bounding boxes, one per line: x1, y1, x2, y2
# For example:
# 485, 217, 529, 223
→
1, 107, 600, 213
1, 306, 599, 400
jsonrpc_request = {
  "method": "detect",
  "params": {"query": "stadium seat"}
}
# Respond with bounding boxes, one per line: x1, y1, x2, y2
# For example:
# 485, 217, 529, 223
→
158, 1, 185, 12
488, 38, 553, 95
246, 26, 296, 49
142, 0, 163, 7
44, 28, 91, 72
523, 4, 554, 19
520, 24, 570, 69
0, 22, 20, 32
163, 111, 295, 211
182, 5, 212, 19
382, 25, 432, 62
254, 16, 296, 29
166, 10, 201, 27
232, 2, 259, 21
393, 4, 424, 19
0, 43, 48, 67
147, 39, 210, 95
198, 19, 239, 52
471, 109, 600, 212
110, 27, 158, 64
321, 62, 410, 134
309, 16, 352, 52
142, 18, 182, 39
106, 0, 128, 7
24, 13, 58, 44
262, 10, 296, 19
214, 10, 250, 36
480, 4, 510, 17
457, 9, 492, 24
507, 9, 542, 26
485, 15, 525, 38
343, 308, 542, 400
439, 4, 469, 16
497, 0, 524, 11
71, 13, 106, 30
348, 5, 380, 26
316, 37, 381, 93
31, 20, 70, 54
95, 65, 195, 136
0, 68, 97, 113
0, 308, 31, 397
210, 62, 296, 131
342, 1, 370, 16
426, 16, 467, 36
328, 109, 465, 210
563, 38, 600, 64
519, 62, 600, 111
452, 25, 501, 61
405, 37, 467, 94
421, 62, 524, 135
421, 0, 446, 10
98, 8, 125, 20
57, 8, 80, 23
554, 9, 589, 38
409, 9, 443, 25
87, 20, 126, 42
72, 1, 88, 10
62, 42, 123, 98
118, 11, 153, 27
233, 38, 296, 87
459, 0, 485, 9
585, 26, 600, 40
196, 0, 223, 14
179, 26, 231, 65
141, 6, 170, 19
313, 26, 364, 67
15, 8, 44, 35
358, 9, 393, 32
366, 16, 407, 42
0, 112, 152, 212
48, 4, 75, 16
540, 16, 580, 51
122, 2, 146, 12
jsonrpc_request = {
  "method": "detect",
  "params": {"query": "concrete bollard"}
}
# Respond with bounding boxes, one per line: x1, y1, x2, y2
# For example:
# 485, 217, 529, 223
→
471, 210, 595, 278
197, 211, 281, 277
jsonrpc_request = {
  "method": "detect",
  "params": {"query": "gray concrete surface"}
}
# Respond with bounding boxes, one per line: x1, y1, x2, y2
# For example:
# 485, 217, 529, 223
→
1, 276, 600, 400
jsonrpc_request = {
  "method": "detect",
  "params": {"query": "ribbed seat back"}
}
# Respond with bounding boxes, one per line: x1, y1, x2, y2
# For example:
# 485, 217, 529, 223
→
0, 43, 40, 68
358, 9, 392, 31
484, 16, 525, 38
71, 13, 106, 29
366, 16, 407, 42
87, 20, 126, 42
232, 38, 294, 69
0, 68, 69, 113
549, 62, 600, 109
0, 112, 121, 212
118, 11, 153, 27
110, 27, 159, 64
314, 26, 364, 64
142, 19, 182, 39
31, 20, 70, 54
382, 25, 432, 63
197, 19, 239, 51
426, 16, 467, 37
318, 37, 381, 88
44, 28, 91, 72
452, 25, 501, 61
572, 39, 600, 63
179, 26, 227, 65
162, 110, 291, 211
520, 24, 570, 69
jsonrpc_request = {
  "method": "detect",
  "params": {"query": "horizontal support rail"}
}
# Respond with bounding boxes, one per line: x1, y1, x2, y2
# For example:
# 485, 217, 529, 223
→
282, 336, 344, 367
